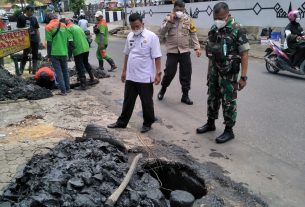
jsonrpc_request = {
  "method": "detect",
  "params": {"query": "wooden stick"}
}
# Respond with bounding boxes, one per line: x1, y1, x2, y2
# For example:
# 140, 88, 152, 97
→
105, 153, 143, 206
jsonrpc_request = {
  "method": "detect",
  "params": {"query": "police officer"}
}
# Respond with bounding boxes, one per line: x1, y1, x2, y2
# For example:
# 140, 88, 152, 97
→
196, 2, 250, 144
158, 0, 201, 105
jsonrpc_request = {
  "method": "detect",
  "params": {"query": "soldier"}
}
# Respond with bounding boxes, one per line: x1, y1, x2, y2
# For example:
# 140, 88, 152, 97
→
196, 2, 250, 144
94, 11, 117, 72
158, 0, 201, 105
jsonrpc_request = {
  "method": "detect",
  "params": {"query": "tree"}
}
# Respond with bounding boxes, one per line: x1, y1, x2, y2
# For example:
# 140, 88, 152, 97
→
70, 0, 85, 14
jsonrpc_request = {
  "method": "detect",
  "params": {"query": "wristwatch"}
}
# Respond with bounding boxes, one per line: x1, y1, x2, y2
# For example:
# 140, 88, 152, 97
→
241, 76, 248, 81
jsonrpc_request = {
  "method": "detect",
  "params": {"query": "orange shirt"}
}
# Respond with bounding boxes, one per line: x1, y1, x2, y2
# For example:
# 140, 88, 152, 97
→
35, 67, 55, 81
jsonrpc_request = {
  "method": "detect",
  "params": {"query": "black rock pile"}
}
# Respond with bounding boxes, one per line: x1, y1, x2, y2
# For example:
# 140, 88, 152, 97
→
0, 138, 167, 207
0, 68, 52, 101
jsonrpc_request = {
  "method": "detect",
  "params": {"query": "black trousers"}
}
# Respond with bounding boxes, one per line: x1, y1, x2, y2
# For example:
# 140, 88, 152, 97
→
83, 52, 93, 75
74, 53, 87, 79
117, 80, 155, 127
21, 41, 39, 63
292, 45, 305, 67
68, 41, 73, 60
161, 52, 192, 93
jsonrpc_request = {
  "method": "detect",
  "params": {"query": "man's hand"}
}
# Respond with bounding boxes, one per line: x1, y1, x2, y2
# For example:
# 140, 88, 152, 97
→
154, 73, 161, 85
121, 71, 126, 83
238, 79, 247, 91
167, 12, 175, 23
195, 49, 202, 57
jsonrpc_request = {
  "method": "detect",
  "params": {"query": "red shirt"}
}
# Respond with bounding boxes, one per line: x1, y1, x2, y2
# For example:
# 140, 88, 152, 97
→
35, 67, 55, 81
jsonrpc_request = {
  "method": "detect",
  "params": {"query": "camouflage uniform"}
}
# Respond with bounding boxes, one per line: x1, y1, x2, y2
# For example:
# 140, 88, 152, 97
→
206, 17, 250, 127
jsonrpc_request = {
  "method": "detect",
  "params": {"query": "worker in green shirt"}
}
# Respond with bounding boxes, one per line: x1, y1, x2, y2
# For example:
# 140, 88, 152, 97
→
45, 13, 70, 96
94, 10, 117, 72
60, 18, 99, 90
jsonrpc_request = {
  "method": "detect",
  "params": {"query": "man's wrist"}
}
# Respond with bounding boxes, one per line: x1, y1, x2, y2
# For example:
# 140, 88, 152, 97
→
241, 76, 248, 81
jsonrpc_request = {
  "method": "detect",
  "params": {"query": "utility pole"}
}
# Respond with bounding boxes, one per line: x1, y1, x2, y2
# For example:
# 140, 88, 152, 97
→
123, 0, 127, 26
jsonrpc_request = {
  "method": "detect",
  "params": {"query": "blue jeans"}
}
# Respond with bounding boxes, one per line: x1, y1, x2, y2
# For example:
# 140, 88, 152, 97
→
51, 56, 70, 93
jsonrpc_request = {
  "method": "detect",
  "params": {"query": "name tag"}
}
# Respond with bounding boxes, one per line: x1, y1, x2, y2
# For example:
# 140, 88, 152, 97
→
129, 39, 135, 47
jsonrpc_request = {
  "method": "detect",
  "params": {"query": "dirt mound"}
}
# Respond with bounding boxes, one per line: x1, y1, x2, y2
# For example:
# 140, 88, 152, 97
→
0, 68, 52, 101
0, 137, 167, 206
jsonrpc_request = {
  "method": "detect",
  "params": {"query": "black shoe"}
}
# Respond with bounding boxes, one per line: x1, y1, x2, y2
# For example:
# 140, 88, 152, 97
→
181, 95, 193, 105
215, 129, 235, 144
196, 123, 216, 134
140, 125, 152, 133
88, 79, 99, 85
107, 122, 126, 129
157, 87, 166, 100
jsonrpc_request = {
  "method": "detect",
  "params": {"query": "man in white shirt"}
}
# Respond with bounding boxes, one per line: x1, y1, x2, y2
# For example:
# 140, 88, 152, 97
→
108, 13, 162, 133
78, 15, 89, 32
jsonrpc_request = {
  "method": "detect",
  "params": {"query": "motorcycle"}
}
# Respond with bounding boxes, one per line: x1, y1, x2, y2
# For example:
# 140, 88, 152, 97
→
264, 39, 305, 75
85, 30, 93, 47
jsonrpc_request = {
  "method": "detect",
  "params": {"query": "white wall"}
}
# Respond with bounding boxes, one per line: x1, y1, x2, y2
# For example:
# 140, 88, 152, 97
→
127, 0, 305, 29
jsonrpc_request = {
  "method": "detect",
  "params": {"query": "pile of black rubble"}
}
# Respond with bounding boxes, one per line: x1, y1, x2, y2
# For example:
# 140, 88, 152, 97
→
0, 68, 52, 101
0, 138, 167, 207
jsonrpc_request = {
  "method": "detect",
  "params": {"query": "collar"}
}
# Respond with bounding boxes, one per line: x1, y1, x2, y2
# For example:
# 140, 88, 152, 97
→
67, 22, 74, 27
225, 17, 235, 29
50, 19, 59, 24
132, 28, 147, 38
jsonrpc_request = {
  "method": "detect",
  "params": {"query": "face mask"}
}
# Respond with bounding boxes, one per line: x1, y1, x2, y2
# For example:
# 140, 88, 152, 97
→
176, 11, 184, 18
133, 27, 143, 36
215, 20, 227, 29
296, 17, 301, 23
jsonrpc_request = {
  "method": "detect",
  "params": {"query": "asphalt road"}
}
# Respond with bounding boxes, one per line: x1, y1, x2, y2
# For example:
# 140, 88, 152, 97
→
88, 36, 305, 207
8, 19, 303, 206
13, 21, 304, 205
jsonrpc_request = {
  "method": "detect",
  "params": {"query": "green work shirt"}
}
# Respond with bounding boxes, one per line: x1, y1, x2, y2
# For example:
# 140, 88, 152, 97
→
95, 19, 108, 46
45, 19, 69, 56
66, 23, 89, 56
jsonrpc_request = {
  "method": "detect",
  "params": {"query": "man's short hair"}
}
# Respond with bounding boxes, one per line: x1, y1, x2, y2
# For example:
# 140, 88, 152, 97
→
25, 5, 35, 12
129, 13, 143, 23
174, 0, 185, 8
213, 2, 229, 14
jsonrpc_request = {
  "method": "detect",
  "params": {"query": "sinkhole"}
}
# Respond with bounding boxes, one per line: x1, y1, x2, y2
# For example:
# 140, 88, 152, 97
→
144, 160, 207, 205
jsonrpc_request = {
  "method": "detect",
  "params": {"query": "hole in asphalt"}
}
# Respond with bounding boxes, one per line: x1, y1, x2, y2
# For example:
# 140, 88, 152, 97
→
144, 160, 207, 200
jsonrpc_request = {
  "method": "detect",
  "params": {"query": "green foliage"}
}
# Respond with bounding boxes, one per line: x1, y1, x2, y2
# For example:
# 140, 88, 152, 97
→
13, 9, 21, 19
111, 8, 123, 11
70, 0, 85, 14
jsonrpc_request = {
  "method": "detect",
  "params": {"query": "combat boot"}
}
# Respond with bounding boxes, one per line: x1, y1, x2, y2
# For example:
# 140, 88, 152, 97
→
106, 58, 117, 72
215, 126, 235, 144
99, 60, 104, 70
196, 119, 216, 134
157, 87, 167, 100
75, 77, 87, 90
181, 91, 193, 105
